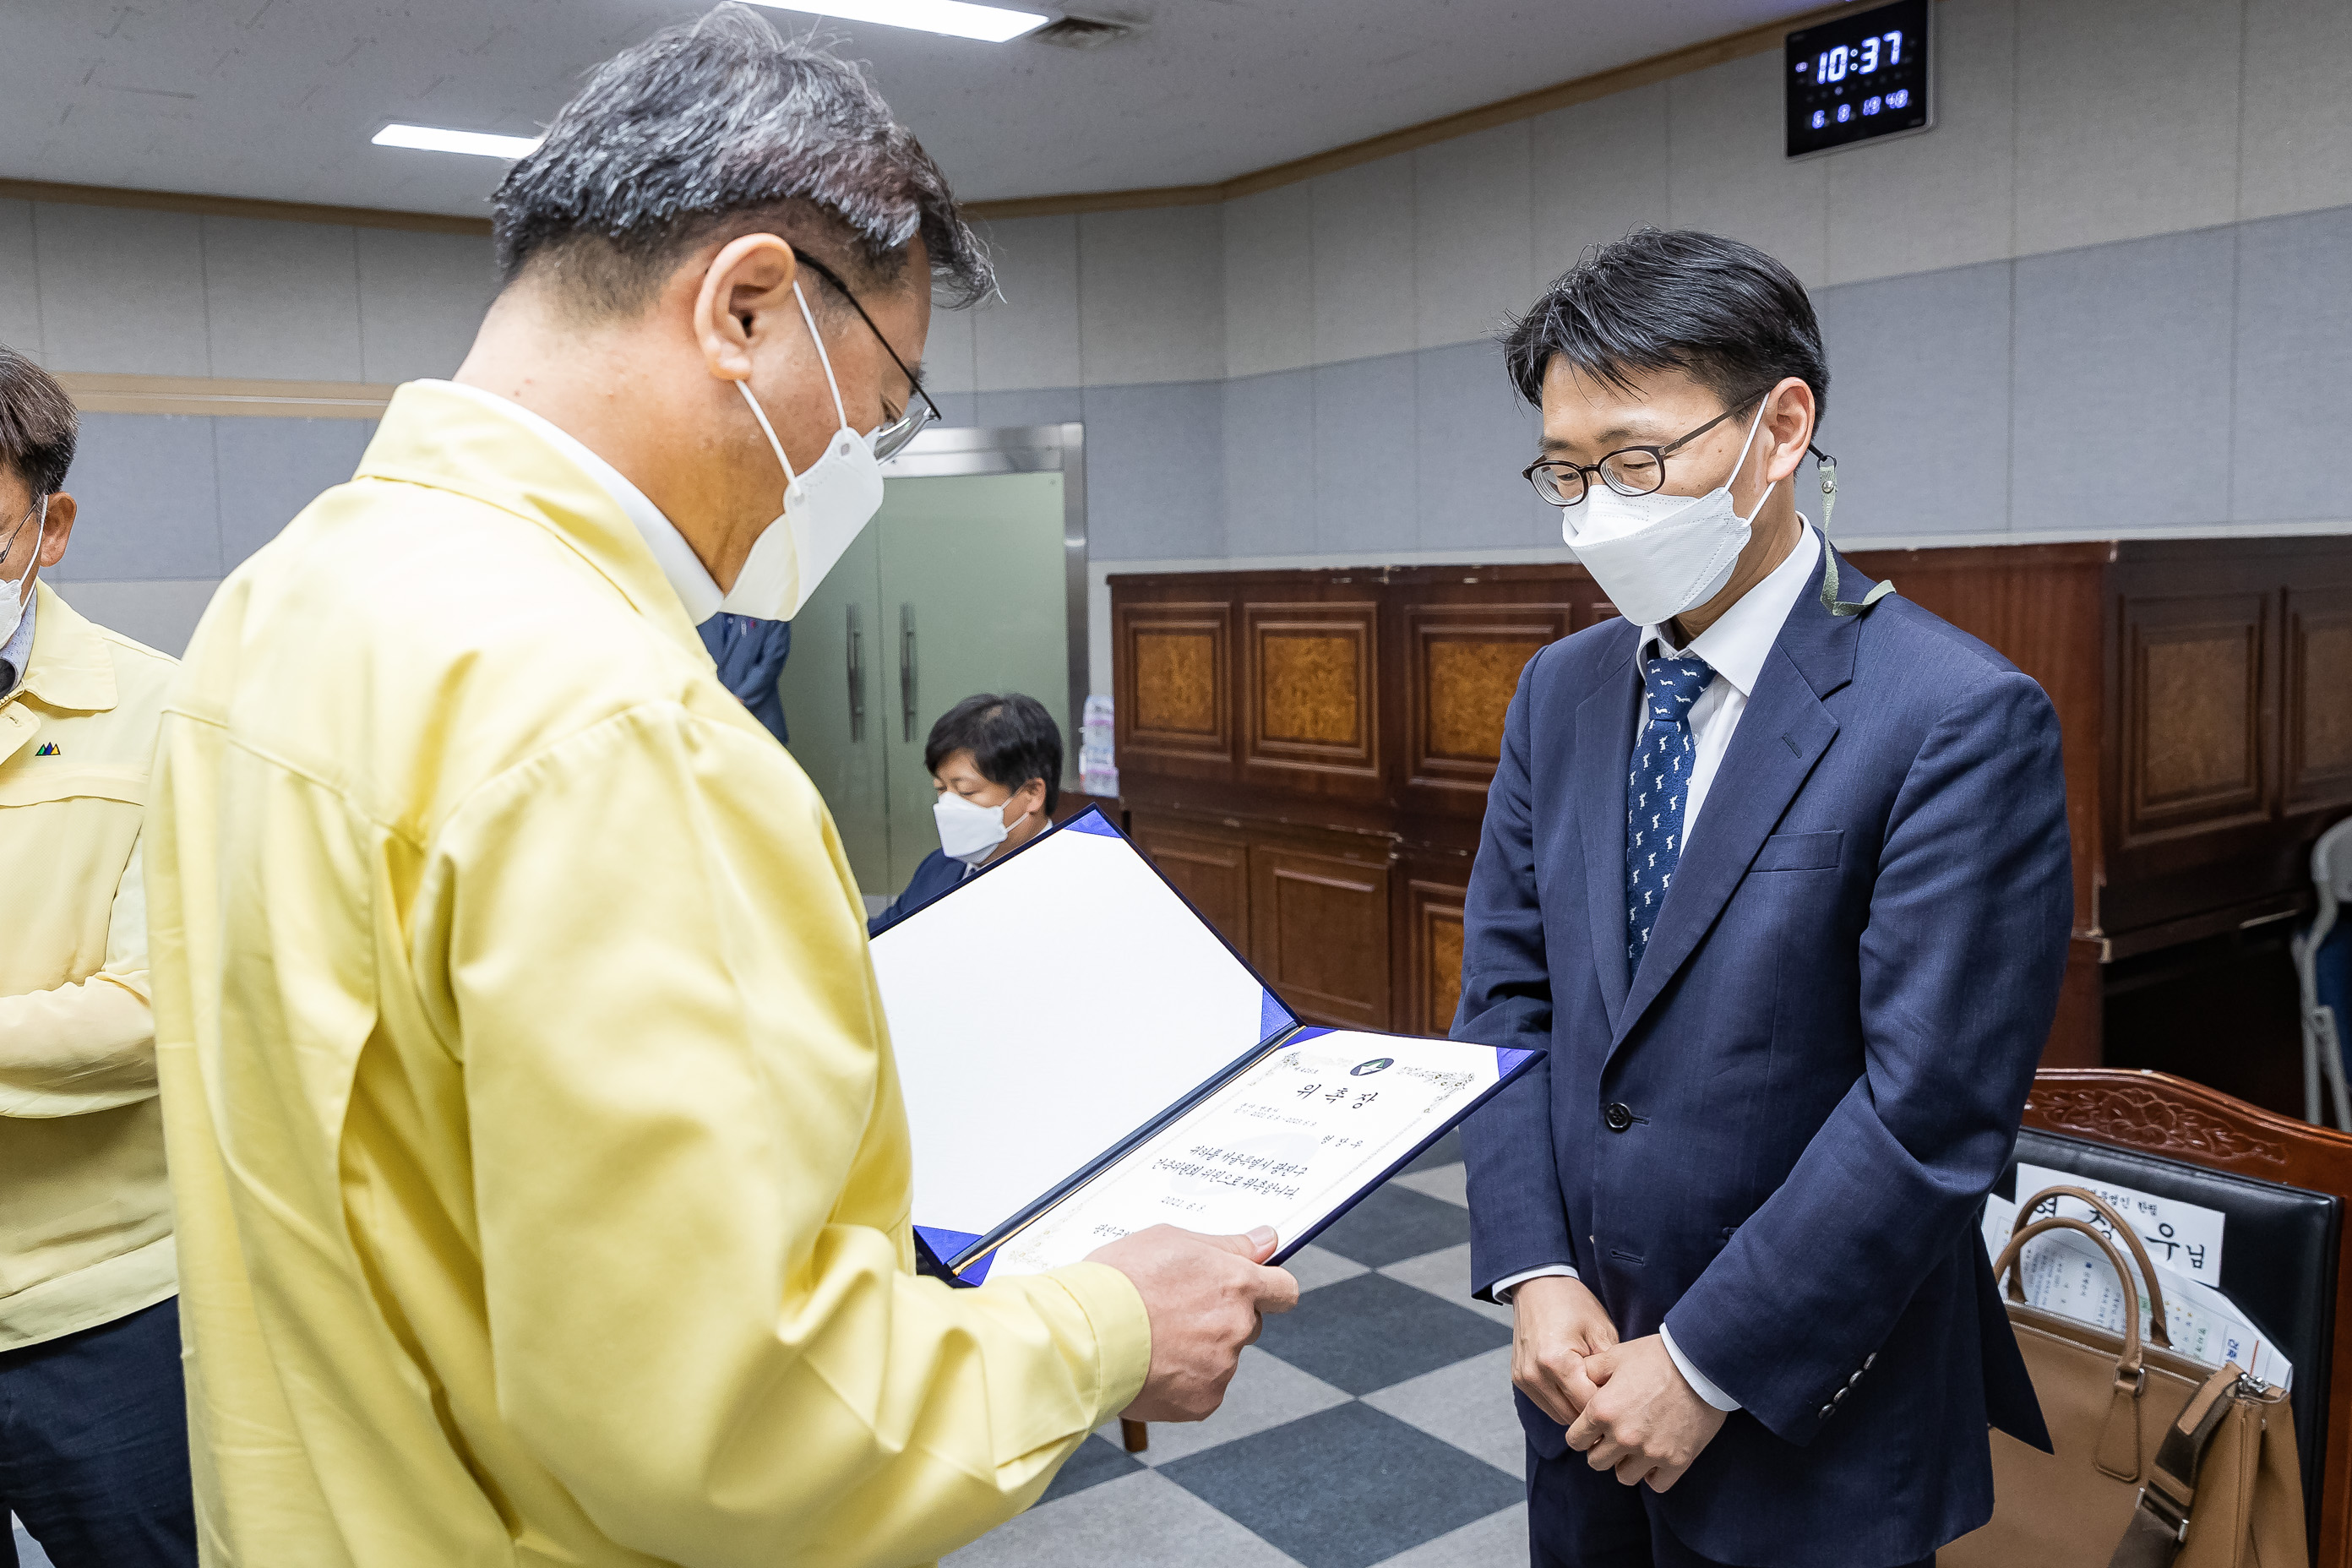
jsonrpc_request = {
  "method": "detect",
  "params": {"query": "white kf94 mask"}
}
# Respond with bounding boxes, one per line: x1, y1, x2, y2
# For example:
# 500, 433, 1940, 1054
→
722, 281, 889, 622
934, 790, 1013, 868
1565, 400, 1774, 628
0, 496, 46, 648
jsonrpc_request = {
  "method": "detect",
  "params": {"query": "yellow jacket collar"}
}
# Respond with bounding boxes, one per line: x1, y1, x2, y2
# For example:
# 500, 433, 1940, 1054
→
15, 582, 118, 713
355, 381, 707, 658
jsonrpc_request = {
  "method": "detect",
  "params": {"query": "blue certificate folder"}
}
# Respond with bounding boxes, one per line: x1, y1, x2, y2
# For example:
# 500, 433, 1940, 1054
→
868, 807, 1540, 1285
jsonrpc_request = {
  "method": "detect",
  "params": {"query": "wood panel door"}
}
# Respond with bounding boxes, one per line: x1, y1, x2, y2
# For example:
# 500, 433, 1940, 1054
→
1129, 813, 1250, 951
1402, 871, 1470, 1039
1248, 838, 1391, 1030
1400, 603, 1570, 817
1115, 600, 1234, 783
1241, 600, 1383, 800
2116, 588, 2273, 850
2285, 586, 2352, 818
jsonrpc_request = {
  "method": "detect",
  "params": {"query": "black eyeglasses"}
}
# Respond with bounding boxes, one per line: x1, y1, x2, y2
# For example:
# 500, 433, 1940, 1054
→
794, 252, 942, 462
1522, 397, 1763, 519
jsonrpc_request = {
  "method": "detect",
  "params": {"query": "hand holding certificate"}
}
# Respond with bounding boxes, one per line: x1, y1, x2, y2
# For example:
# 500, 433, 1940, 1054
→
991, 1032, 1500, 1276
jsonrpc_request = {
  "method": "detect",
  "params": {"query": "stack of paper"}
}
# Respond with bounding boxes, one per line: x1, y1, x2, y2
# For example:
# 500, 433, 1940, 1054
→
1983, 1174, 2290, 1390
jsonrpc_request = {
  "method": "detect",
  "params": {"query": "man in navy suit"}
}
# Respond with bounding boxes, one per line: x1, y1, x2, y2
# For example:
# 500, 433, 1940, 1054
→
1457, 229, 2070, 1567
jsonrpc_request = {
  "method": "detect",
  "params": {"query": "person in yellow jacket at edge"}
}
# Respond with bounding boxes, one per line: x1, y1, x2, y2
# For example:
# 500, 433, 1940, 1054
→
0, 346, 196, 1565
143, 10, 1298, 1566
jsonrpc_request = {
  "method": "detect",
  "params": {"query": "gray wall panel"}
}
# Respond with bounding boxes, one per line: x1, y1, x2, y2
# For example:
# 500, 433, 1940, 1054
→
1223, 369, 1316, 558
2011, 226, 2237, 533
972, 387, 1084, 428
215, 417, 375, 569
1080, 380, 1224, 561
1314, 353, 1418, 555
1814, 261, 2014, 538
2231, 204, 2352, 523
56, 413, 223, 581
1413, 339, 1549, 551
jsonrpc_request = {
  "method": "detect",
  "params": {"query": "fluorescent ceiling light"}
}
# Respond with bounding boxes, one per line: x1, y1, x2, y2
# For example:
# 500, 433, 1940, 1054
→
373, 122, 542, 159
744, 0, 1050, 44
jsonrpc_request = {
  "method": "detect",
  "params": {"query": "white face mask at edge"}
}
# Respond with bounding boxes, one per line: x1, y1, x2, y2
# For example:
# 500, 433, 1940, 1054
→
719, 280, 889, 623
1563, 399, 1776, 630
0, 495, 46, 647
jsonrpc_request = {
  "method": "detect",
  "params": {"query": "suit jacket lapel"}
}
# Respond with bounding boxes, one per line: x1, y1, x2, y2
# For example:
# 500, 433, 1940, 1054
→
1610, 543, 1877, 1049
1574, 640, 1641, 1033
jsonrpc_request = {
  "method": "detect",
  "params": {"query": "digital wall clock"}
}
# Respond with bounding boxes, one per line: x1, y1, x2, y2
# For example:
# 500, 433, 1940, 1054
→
1786, 0, 1932, 159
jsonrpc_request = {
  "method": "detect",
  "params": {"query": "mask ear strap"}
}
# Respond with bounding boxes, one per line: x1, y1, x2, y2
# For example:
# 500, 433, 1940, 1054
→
737, 379, 799, 488
1810, 445, 1897, 618
791, 281, 852, 431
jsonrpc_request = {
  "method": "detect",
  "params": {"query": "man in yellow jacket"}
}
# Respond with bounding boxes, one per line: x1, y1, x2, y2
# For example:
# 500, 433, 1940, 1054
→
0, 346, 194, 1564
145, 11, 1294, 1567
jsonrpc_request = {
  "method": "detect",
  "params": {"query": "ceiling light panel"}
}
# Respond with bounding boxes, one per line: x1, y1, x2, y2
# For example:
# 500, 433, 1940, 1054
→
743, 0, 1050, 44
373, 123, 543, 159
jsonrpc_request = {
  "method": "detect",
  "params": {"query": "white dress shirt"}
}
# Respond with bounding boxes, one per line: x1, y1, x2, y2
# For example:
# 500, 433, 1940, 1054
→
426, 380, 726, 623
1489, 522, 1823, 1414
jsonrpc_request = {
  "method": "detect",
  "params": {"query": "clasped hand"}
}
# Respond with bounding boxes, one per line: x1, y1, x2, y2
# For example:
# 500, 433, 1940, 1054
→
1510, 1275, 1726, 1493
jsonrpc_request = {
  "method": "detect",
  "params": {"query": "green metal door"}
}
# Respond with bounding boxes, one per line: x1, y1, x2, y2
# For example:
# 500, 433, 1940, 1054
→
776, 521, 888, 884
780, 471, 1070, 899
876, 472, 1069, 891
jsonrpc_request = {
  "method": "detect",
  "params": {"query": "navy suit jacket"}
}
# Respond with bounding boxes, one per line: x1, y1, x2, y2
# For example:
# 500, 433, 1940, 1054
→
1458, 546, 2070, 1566
867, 848, 968, 937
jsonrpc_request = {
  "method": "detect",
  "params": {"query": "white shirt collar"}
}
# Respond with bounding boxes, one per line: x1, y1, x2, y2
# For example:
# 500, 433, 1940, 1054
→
422, 380, 724, 623
1638, 520, 1822, 698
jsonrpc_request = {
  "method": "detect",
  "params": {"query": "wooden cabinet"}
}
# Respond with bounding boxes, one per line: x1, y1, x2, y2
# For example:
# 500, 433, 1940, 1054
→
1111, 537, 2352, 1100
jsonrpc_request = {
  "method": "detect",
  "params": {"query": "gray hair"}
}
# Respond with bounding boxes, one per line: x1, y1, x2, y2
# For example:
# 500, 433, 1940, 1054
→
493, 5, 991, 314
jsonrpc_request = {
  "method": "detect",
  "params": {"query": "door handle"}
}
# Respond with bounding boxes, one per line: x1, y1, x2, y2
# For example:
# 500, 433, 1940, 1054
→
900, 603, 917, 742
847, 602, 863, 743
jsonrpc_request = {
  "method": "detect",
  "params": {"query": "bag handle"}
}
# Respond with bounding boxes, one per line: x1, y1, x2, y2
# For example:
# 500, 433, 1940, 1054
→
2012, 1184, 2174, 1349
1995, 1214, 2162, 1483
1993, 1216, 2148, 1386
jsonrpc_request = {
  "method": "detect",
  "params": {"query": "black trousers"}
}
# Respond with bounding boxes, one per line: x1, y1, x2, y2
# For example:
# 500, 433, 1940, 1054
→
1527, 1441, 1936, 1568
0, 1298, 197, 1568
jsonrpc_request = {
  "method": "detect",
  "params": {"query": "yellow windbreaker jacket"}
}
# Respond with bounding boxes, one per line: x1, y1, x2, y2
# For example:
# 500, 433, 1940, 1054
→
0, 581, 177, 1350
146, 382, 1151, 1568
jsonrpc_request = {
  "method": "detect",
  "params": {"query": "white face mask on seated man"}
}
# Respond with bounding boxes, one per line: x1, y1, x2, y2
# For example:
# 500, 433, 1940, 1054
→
933, 787, 1016, 867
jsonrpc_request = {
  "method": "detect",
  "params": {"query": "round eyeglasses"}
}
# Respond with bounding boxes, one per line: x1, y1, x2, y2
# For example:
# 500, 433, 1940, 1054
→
1521, 400, 1759, 512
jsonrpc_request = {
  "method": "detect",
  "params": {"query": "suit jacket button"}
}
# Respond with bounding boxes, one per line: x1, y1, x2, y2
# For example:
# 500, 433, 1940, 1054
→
1864, 1353, 1877, 1370
1848, 1370, 1863, 1387
1832, 1387, 1848, 1404
1819, 1403, 1836, 1420
1603, 1102, 1634, 1133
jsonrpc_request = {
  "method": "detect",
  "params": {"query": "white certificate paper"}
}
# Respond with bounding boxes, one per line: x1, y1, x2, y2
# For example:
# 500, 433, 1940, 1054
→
2012, 1163, 2226, 1286
988, 1031, 1504, 1277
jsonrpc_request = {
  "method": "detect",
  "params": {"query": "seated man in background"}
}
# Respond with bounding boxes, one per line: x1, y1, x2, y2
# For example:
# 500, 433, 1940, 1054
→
0, 346, 193, 1565
870, 691, 1060, 936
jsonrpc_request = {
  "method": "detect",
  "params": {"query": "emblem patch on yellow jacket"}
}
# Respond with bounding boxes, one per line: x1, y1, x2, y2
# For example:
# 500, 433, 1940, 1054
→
32, 743, 59, 756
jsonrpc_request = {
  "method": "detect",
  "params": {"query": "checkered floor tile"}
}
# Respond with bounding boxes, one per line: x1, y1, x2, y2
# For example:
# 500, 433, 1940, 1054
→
948, 1134, 1532, 1568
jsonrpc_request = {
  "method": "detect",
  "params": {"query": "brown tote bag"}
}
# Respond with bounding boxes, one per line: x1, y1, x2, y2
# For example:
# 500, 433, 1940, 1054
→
1943, 1185, 2302, 1568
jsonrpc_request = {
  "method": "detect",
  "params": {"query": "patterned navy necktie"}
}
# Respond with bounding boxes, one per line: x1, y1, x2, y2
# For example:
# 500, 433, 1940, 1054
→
1626, 652, 1717, 973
